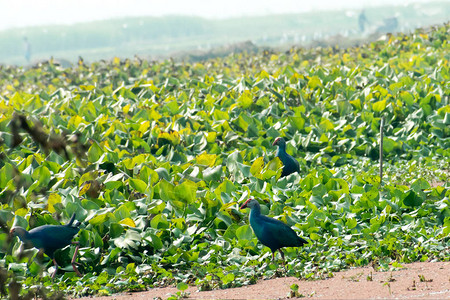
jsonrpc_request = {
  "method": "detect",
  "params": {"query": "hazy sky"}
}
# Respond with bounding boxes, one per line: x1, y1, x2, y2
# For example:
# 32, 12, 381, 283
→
0, 0, 439, 30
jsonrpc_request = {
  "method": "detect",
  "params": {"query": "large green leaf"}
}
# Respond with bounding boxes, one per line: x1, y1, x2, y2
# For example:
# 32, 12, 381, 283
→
402, 190, 424, 207
128, 178, 148, 193
175, 180, 197, 204
236, 224, 253, 241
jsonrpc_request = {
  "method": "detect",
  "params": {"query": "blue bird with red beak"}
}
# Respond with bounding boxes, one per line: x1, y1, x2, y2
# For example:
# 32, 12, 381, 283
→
240, 199, 307, 261
273, 137, 300, 177
10, 213, 82, 278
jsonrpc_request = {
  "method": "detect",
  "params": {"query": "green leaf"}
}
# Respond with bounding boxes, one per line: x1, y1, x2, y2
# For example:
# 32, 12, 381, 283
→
145, 233, 163, 250
372, 99, 387, 112
113, 230, 141, 250
90, 213, 112, 226
400, 91, 414, 106
158, 179, 175, 201
88, 142, 103, 162
32, 165, 51, 186
250, 157, 264, 178
174, 180, 197, 204
345, 218, 357, 229
109, 223, 124, 238
383, 137, 396, 153
128, 178, 147, 193
237, 90, 252, 109
213, 109, 229, 120
411, 178, 430, 191
47, 193, 61, 213
155, 167, 170, 181
319, 119, 334, 131
402, 190, 424, 207
236, 224, 253, 241
203, 165, 222, 182
310, 233, 320, 241
0, 163, 14, 189
308, 76, 323, 89
222, 273, 235, 285
150, 214, 169, 229
196, 152, 217, 167
350, 98, 362, 110
289, 116, 305, 131
177, 282, 188, 291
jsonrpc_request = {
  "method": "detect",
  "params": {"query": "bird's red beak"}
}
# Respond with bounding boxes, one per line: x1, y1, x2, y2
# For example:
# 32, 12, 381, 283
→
272, 138, 279, 146
240, 199, 251, 209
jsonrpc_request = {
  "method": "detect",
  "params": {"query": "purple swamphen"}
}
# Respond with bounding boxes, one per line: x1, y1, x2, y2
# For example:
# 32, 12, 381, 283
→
10, 213, 82, 278
273, 137, 300, 177
240, 199, 307, 261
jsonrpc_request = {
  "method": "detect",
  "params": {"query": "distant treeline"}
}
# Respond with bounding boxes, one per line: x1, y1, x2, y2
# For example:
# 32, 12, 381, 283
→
0, 1, 448, 65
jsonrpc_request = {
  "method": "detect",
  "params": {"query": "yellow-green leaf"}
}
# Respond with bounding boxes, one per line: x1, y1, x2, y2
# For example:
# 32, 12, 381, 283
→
158, 131, 180, 146
236, 115, 249, 131
138, 121, 150, 134
262, 157, 283, 180
47, 193, 61, 213
79, 182, 91, 197
250, 157, 264, 178
119, 218, 136, 228
174, 180, 197, 204
237, 90, 253, 109
196, 152, 217, 167
350, 98, 362, 110
289, 116, 305, 130
88, 142, 103, 162
128, 178, 147, 193
308, 76, 323, 89
372, 99, 387, 112
15, 208, 28, 217
319, 119, 334, 131
206, 132, 217, 143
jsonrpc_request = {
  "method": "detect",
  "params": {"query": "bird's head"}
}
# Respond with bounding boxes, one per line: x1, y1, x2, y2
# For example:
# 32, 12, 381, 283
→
272, 137, 286, 147
240, 198, 259, 209
10, 227, 26, 239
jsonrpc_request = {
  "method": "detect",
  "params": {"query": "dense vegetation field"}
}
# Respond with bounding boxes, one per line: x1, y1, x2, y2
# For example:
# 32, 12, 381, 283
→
0, 23, 449, 298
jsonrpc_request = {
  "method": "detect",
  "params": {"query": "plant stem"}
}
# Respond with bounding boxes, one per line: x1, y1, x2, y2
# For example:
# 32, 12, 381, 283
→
379, 116, 384, 187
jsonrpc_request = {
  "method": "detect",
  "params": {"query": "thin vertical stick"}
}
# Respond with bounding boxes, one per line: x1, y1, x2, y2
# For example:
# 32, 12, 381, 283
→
379, 116, 384, 187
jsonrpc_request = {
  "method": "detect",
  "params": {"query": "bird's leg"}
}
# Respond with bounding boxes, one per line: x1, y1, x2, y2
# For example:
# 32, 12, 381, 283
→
36, 248, 45, 263
71, 242, 82, 277
279, 249, 285, 261
278, 249, 288, 274
52, 258, 59, 278
71, 242, 81, 265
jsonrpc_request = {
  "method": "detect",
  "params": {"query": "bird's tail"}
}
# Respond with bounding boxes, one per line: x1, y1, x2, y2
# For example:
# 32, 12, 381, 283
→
66, 213, 78, 227
299, 236, 308, 245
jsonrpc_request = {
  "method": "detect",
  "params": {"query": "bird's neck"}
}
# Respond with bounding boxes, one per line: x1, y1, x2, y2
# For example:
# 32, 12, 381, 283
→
249, 204, 262, 223
15, 228, 30, 242
276, 145, 287, 156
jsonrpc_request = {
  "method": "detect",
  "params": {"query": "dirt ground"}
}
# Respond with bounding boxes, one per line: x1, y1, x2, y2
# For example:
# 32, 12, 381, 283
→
75, 261, 449, 300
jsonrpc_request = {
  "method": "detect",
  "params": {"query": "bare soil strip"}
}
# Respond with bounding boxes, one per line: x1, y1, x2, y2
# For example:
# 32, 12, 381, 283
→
75, 261, 449, 299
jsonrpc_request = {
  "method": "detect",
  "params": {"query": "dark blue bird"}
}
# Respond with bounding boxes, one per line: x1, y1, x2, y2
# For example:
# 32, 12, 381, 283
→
240, 199, 307, 261
10, 213, 82, 277
273, 137, 300, 177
